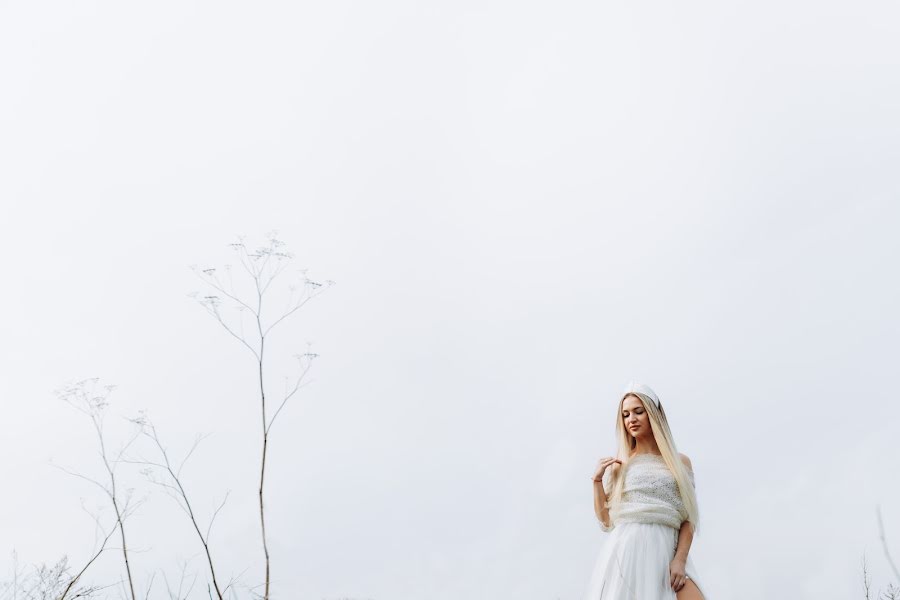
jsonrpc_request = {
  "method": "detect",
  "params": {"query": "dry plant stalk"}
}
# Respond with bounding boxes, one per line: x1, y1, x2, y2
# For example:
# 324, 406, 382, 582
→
1, 556, 103, 600
864, 553, 873, 600
878, 505, 900, 583
54, 379, 143, 600
862, 507, 900, 599
123, 416, 236, 600
191, 233, 332, 600
5, 235, 329, 599
1, 518, 117, 600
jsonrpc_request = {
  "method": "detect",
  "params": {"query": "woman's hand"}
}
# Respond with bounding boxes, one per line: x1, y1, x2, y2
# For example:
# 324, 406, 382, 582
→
669, 556, 687, 591
592, 457, 621, 482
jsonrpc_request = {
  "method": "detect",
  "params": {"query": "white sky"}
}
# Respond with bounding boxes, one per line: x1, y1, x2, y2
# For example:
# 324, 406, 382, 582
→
2, 1, 900, 599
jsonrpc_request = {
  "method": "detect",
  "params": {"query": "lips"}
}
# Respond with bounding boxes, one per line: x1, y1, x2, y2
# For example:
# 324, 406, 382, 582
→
629, 425, 639, 430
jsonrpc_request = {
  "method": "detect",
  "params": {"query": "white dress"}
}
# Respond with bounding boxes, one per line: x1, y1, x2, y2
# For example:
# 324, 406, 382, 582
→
582, 453, 708, 600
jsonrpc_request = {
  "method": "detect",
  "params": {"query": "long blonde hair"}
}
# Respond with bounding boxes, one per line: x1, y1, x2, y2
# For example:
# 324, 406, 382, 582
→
606, 392, 700, 534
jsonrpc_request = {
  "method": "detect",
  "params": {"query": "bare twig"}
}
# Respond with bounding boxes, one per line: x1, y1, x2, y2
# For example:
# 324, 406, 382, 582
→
0, 532, 114, 600
55, 379, 138, 600
192, 233, 332, 600
161, 558, 199, 600
124, 417, 227, 600
882, 584, 900, 600
267, 351, 317, 435
878, 505, 900, 583
57, 522, 118, 600
864, 553, 873, 600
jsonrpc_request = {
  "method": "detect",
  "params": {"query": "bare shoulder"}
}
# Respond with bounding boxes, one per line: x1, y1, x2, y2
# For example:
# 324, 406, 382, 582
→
678, 453, 693, 470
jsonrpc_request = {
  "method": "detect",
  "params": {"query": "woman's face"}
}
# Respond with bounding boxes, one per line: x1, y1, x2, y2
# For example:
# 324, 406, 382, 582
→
621, 394, 651, 439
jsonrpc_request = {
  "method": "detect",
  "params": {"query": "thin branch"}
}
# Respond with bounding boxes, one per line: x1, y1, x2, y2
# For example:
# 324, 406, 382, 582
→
141, 572, 155, 600
50, 464, 110, 498
878, 505, 900, 582
178, 434, 212, 479
267, 360, 315, 436
194, 235, 330, 600
262, 294, 316, 338
133, 421, 226, 600
199, 303, 261, 361
57, 522, 118, 600
55, 379, 138, 600
193, 270, 258, 316
863, 553, 872, 600
206, 492, 231, 542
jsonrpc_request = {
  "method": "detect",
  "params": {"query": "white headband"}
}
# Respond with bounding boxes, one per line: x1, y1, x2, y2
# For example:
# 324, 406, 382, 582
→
621, 380, 661, 409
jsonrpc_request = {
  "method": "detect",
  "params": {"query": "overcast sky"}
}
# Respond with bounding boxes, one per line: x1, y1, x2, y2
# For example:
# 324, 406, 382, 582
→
2, 1, 900, 599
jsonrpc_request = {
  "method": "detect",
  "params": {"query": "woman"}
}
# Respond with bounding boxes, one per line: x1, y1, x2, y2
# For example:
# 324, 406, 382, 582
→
582, 382, 708, 600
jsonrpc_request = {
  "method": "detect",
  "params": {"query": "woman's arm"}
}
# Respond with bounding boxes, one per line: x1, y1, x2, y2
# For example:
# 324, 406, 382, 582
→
669, 453, 695, 591
669, 520, 693, 590
592, 464, 617, 531
593, 479, 611, 528
674, 520, 694, 562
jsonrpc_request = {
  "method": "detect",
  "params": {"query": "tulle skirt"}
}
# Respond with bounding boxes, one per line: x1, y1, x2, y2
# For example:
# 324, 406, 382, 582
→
582, 522, 708, 600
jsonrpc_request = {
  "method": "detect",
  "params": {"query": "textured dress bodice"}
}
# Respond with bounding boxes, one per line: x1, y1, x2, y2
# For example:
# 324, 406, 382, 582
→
600, 453, 694, 531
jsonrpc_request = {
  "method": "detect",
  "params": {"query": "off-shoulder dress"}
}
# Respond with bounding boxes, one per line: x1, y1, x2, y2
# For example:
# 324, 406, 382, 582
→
581, 453, 709, 600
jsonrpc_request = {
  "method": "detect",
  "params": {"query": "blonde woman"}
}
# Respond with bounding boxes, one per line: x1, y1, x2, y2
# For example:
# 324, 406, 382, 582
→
582, 382, 708, 600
